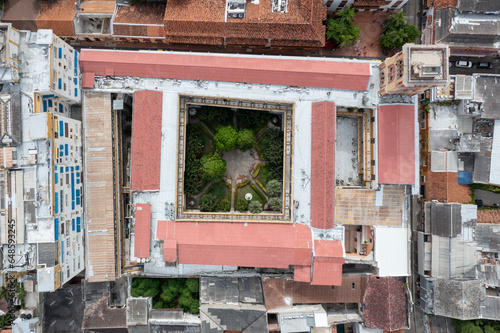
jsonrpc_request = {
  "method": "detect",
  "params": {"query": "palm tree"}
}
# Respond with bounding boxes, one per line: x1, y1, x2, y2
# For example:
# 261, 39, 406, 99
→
326, 6, 360, 48
336, 6, 356, 24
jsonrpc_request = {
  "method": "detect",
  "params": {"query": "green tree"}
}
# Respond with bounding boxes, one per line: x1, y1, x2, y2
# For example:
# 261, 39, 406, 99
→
380, 10, 421, 53
214, 125, 238, 152
131, 278, 160, 298
153, 300, 164, 309
326, 6, 361, 48
268, 197, 282, 211
185, 279, 199, 293
198, 106, 233, 125
249, 201, 263, 214
237, 109, 269, 131
218, 199, 231, 212
201, 153, 226, 183
199, 193, 220, 212
237, 129, 256, 152
236, 198, 249, 211
266, 180, 282, 197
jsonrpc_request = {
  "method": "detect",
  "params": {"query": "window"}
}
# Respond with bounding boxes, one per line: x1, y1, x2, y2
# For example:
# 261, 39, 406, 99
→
351, 283, 356, 290
61, 221, 64, 235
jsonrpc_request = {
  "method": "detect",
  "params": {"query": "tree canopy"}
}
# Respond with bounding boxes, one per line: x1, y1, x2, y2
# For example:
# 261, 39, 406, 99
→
266, 180, 282, 197
326, 6, 361, 48
201, 153, 226, 183
237, 129, 256, 152
214, 125, 238, 152
380, 10, 421, 53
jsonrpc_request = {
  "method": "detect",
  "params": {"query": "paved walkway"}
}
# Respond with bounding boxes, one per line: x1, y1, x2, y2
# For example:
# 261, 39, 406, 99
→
330, 11, 392, 59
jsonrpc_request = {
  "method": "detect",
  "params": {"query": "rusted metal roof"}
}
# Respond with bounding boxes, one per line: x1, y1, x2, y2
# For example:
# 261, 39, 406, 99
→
83, 92, 116, 282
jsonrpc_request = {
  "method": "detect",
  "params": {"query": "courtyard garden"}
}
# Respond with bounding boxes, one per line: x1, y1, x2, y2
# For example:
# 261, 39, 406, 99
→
183, 105, 285, 214
131, 278, 200, 314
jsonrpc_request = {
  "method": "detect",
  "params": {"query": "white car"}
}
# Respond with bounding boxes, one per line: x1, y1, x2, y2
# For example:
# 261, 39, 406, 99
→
455, 60, 473, 68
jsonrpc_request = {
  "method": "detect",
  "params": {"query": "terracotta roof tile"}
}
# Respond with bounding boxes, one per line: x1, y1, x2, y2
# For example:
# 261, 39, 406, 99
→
131, 90, 162, 191
426, 171, 471, 203
378, 104, 415, 185
163, 0, 326, 47
477, 210, 500, 224
311, 101, 336, 229
80, 50, 371, 90
36, 0, 75, 36
263, 275, 369, 310
2, 0, 40, 31
114, 3, 166, 38
79, 0, 115, 14
363, 276, 407, 331
426, 0, 457, 9
134, 203, 151, 258
156, 221, 314, 269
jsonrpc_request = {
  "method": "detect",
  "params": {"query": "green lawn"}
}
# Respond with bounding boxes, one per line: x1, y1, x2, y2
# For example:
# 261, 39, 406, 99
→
207, 181, 230, 200
256, 164, 269, 187
236, 184, 267, 205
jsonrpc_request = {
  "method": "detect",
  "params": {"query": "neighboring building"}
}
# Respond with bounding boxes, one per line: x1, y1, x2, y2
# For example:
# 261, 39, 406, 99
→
379, 44, 449, 96
324, 0, 408, 12
425, 0, 500, 55
3, 0, 329, 48
0, 26, 83, 292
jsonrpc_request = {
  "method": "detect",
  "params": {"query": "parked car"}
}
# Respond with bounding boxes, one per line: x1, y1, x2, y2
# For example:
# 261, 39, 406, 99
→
455, 60, 473, 68
477, 62, 493, 69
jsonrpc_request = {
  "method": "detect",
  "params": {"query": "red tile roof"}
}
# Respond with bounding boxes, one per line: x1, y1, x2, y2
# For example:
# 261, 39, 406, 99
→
156, 221, 313, 269
131, 90, 163, 191
134, 203, 151, 258
36, 0, 75, 36
294, 265, 311, 283
263, 275, 369, 310
477, 210, 500, 224
113, 3, 165, 37
163, 0, 327, 47
426, 0, 457, 9
363, 276, 407, 331
82, 73, 95, 88
426, 171, 471, 203
311, 240, 344, 286
79, 50, 371, 90
311, 102, 336, 229
2, 0, 40, 31
378, 104, 415, 185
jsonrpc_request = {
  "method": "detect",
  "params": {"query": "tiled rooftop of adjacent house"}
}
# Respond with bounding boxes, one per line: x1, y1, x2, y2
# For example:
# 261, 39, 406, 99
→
113, 3, 166, 37
477, 210, 500, 224
426, 0, 457, 9
363, 276, 407, 331
426, 171, 471, 203
36, 0, 75, 36
335, 185, 406, 226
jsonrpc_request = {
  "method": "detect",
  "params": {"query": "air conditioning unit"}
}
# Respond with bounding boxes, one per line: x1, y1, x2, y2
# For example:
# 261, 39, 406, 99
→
20, 307, 36, 318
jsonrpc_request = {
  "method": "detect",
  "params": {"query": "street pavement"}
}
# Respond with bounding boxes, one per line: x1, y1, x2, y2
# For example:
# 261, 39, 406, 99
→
449, 56, 500, 75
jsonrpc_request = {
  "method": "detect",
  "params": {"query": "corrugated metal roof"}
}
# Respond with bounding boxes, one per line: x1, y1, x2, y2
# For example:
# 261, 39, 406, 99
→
476, 224, 500, 252
131, 90, 163, 191
374, 226, 409, 277
431, 236, 479, 279
79, 50, 372, 91
83, 92, 116, 283
378, 104, 415, 185
134, 203, 151, 258
430, 151, 458, 172
427, 202, 462, 237
489, 120, 500, 185
311, 101, 335, 230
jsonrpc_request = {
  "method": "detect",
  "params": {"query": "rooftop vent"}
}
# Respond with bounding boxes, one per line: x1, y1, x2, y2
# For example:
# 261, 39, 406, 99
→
272, 0, 288, 12
227, 1, 246, 19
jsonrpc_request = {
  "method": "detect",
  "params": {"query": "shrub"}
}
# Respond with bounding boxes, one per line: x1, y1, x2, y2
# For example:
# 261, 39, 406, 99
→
153, 300, 164, 309
185, 279, 199, 293
237, 109, 269, 131
266, 180, 282, 197
219, 199, 231, 212
201, 153, 226, 183
214, 125, 238, 152
236, 198, 249, 211
326, 6, 361, 48
380, 10, 421, 53
198, 106, 233, 125
237, 128, 256, 152
268, 197, 282, 211
199, 193, 220, 212
249, 201, 263, 214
